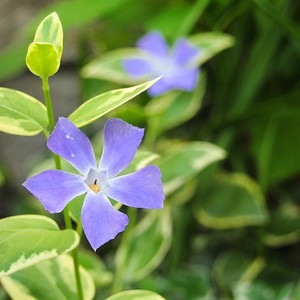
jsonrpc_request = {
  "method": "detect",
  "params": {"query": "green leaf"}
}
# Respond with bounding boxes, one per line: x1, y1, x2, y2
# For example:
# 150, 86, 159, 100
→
158, 141, 226, 196
252, 109, 300, 188
188, 32, 235, 65
26, 12, 63, 77
69, 77, 160, 128
262, 209, 300, 247
0, 88, 48, 136
145, 73, 206, 131
1, 254, 95, 300
115, 209, 172, 283
234, 281, 295, 300
0, 215, 79, 277
213, 250, 265, 291
106, 290, 166, 300
26, 42, 60, 77
195, 173, 269, 229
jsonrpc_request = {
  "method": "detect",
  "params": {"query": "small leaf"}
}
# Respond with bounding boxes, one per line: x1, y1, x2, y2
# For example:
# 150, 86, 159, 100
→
69, 77, 160, 128
106, 290, 166, 300
158, 141, 226, 196
1, 254, 95, 300
0, 88, 48, 136
115, 209, 172, 283
195, 173, 269, 229
0, 215, 79, 277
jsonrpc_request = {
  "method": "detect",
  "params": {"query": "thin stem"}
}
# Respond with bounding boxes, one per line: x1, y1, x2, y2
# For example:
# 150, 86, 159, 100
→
41, 76, 84, 300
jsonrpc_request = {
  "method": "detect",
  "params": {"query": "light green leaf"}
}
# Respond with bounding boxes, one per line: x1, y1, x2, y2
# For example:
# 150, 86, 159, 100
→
158, 141, 226, 196
145, 73, 206, 131
1, 254, 95, 300
69, 77, 160, 128
26, 12, 63, 77
0, 88, 48, 136
195, 173, 269, 229
106, 290, 166, 300
115, 209, 172, 283
0, 215, 79, 277
33, 12, 63, 58
188, 32, 235, 65
26, 42, 60, 77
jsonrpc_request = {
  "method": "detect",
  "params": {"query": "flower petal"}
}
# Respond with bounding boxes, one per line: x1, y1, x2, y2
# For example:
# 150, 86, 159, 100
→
81, 192, 128, 251
147, 77, 173, 97
105, 166, 164, 209
122, 58, 153, 79
23, 170, 87, 213
137, 31, 168, 58
172, 38, 201, 66
48, 117, 96, 175
99, 118, 144, 178
167, 68, 199, 91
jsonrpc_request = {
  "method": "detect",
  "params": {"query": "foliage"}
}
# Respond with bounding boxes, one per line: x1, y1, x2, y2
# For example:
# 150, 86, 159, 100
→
0, 0, 299, 299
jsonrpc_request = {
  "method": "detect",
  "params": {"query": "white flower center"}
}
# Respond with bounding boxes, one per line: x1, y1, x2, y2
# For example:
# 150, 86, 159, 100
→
85, 168, 109, 194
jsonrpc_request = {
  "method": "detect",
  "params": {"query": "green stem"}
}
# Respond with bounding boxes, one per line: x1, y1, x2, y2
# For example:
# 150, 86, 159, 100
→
41, 76, 84, 300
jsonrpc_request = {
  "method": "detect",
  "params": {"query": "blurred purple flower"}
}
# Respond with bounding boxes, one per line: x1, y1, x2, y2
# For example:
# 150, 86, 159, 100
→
123, 31, 201, 97
23, 117, 164, 250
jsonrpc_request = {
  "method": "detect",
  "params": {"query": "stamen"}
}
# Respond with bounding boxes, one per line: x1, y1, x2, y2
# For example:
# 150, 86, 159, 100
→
89, 179, 100, 193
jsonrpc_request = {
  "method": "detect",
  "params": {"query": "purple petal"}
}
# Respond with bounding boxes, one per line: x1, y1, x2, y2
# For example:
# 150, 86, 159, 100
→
122, 58, 153, 78
147, 68, 199, 97
48, 117, 96, 175
147, 77, 173, 97
167, 68, 199, 91
81, 192, 128, 251
105, 166, 164, 209
99, 118, 144, 178
23, 170, 87, 213
172, 38, 201, 66
137, 31, 168, 58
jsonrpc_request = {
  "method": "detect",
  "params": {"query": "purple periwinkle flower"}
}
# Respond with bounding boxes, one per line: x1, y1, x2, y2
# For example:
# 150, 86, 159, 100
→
123, 31, 201, 97
23, 117, 164, 250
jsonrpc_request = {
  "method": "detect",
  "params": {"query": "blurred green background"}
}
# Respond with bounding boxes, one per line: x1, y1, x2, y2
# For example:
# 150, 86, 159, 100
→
0, 0, 299, 299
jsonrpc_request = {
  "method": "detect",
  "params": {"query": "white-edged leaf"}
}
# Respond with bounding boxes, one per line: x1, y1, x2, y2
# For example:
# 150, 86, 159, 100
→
1, 254, 95, 300
195, 173, 269, 229
115, 209, 172, 283
0, 88, 48, 136
69, 77, 160, 128
106, 290, 166, 300
0, 215, 79, 277
158, 141, 226, 196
